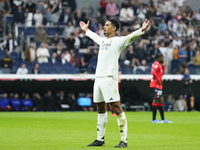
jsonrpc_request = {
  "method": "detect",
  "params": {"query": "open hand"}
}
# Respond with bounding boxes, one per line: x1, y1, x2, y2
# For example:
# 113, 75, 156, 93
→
141, 19, 150, 32
79, 21, 89, 32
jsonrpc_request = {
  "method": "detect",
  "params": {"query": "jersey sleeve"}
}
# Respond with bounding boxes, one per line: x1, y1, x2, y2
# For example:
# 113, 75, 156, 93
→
85, 29, 102, 45
120, 29, 145, 49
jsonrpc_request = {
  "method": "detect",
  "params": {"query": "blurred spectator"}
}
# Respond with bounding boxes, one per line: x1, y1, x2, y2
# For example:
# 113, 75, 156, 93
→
22, 93, 36, 111
63, 21, 75, 39
193, 51, 200, 66
49, 52, 60, 64
44, 34, 51, 43
165, 94, 175, 111
57, 39, 66, 48
69, 49, 80, 67
177, 20, 187, 37
25, 0, 36, 13
168, 16, 179, 33
179, 61, 187, 74
119, 5, 135, 26
66, 33, 75, 50
134, 59, 149, 73
171, 2, 179, 16
174, 94, 187, 112
135, 41, 146, 63
157, 0, 167, 15
121, 0, 129, 9
34, 9, 43, 28
99, 0, 108, 15
121, 27, 130, 36
57, 91, 69, 111
12, 0, 24, 12
37, 1, 45, 15
16, 63, 28, 74
147, 44, 161, 63
45, 7, 52, 26
33, 92, 44, 111
172, 36, 182, 48
37, 42, 50, 63
0, 92, 12, 111
61, 53, 67, 65
177, 44, 187, 63
79, 32, 90, 49
158, 19, 167, 33
64, 50, 71, 62
126, 45, 139, 67
68, 92, 79, 111
44, 90, 56, 111
55, 46, 62, 58
60, 8, 70, 24
34, 24, 46, 42
81, 48, 93, 68
1, 0, 11, 15
187, 44, 195, 62
106, 0, 118, 18
186, 25, 194, 38
51, 33, 60, 46
11, 93, 21, 111
5, 33, 18, 52
0, 51, 14, 69
132, 20, 141, 31
175, 11, 183, 21
31, 63, 41, 74
96, 11, 104, 25
51, 11, 60, 25
148, 19, 157, 37
25, 8, 33, 27
24, 42, 37, 63
73, 31, 81, 48
136, 5, 146, 24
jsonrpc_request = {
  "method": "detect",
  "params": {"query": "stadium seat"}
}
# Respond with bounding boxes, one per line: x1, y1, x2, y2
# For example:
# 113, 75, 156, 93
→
145, 68, 151, 74
70, 67, 80, 74
171, 59, 180, 74
136, 68, 145, 74
188, 64, 195, 74
122, 67, 133, 74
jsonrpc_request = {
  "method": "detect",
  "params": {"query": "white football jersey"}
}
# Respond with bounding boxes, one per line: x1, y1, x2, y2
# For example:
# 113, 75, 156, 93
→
86, 29, 144, 79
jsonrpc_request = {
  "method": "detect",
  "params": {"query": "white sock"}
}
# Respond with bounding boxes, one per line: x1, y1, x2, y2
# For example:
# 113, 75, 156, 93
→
97, 112, 107, 141
117, 112, 127, 143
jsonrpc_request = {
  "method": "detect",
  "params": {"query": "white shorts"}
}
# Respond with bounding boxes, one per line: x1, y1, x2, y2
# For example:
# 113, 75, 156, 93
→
94, 76, 120, 103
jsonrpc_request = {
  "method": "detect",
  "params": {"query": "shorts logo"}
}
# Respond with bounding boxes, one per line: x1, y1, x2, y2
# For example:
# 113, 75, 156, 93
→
109, 98, 113, 101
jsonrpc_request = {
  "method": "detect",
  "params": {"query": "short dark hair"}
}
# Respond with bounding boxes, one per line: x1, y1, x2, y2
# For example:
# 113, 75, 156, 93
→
155, 53, 163, 59
108, 18, 120, 31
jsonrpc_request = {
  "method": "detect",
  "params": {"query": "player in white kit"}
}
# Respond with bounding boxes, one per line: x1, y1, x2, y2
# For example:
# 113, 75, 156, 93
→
79, 18, 149, 148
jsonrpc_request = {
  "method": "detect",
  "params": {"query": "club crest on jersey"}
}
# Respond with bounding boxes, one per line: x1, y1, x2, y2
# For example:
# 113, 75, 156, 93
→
110, 39, 113, 43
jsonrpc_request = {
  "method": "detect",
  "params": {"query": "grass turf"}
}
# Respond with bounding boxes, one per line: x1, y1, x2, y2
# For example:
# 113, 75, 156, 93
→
0, 112, 199, 150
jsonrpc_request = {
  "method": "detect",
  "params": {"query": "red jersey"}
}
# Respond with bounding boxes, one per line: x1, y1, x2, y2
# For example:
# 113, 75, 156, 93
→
150, 61, 165, 89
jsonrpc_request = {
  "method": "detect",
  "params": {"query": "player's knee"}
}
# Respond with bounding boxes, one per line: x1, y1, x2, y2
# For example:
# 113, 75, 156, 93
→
112, 106, 120, 115
97, 106, 106, 113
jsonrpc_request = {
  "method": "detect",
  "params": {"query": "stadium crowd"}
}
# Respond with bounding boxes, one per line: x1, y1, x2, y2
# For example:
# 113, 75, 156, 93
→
0, 0, 200, 75
0, 90, 95, 112
0, 0, 199, 111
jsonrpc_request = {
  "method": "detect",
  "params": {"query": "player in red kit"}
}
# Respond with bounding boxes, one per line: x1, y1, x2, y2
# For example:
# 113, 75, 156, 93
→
150, 53, 172, 124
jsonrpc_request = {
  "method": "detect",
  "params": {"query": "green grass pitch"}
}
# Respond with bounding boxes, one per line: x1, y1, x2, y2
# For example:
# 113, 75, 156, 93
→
0, 112, 199, 150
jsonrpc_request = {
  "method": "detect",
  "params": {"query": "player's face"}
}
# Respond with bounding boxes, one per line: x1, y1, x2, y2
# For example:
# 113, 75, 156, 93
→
103, 21, 115, 36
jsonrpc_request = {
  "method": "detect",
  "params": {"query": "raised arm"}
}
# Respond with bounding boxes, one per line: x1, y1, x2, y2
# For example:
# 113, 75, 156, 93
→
79, 21, 102, 45
122, 19, 149, 48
